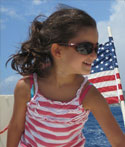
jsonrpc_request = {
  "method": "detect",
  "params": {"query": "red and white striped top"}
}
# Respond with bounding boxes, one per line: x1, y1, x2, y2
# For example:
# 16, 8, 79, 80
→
18, 74, 92, 147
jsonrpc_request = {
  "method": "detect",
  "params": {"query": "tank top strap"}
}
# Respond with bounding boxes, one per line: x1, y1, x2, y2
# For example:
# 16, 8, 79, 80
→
32, 73, 38, 95
79, 77, 93, 105
81, 76, 88, 88
30, 74, 34, 98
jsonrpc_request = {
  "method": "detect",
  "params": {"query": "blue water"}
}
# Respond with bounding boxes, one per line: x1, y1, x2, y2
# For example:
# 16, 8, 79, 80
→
83, 105, 125, 147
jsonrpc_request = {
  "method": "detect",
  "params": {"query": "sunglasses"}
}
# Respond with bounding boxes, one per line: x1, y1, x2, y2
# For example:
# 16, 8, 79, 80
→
58, 42, 99, 55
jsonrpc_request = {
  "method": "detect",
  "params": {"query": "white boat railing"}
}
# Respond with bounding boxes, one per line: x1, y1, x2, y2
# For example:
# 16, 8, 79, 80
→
0, 95, 14, 147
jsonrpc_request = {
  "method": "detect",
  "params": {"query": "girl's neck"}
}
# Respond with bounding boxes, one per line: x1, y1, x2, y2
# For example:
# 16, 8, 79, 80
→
42, 69, 84, 88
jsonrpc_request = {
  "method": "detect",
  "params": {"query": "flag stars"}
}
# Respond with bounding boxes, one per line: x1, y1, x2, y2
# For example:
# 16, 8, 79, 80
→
109, 58, 113, 62
101, 47, 104, 50
101, 54, 104, 57
105, 63, 108, 66
106, 50, 109, 53
110, 66, 113, 69
90, 38, 118, 74
111, 40, 114, 43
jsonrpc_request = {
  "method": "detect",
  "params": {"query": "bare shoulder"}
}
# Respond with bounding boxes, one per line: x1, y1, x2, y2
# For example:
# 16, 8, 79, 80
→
82, 83, 108, 111
14, 75, 31, 103
8, 76, 31, 135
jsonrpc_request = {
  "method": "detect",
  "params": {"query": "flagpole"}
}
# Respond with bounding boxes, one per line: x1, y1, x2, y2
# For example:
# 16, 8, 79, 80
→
107, 26, 125, 127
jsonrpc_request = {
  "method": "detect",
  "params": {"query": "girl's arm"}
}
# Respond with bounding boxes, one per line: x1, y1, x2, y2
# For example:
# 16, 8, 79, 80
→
83, 85, 125, 147
7, 77, 30, 147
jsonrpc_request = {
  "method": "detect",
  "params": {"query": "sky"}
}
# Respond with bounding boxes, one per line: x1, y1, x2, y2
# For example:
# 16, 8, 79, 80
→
0, 0, 125, 94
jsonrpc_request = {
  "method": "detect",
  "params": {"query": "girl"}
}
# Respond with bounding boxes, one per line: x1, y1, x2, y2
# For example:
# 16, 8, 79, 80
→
7, 8, 125, 147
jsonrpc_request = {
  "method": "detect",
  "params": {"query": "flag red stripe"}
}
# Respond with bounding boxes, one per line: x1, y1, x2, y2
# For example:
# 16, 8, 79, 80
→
88, 73, 121, 84
116, 73, 120, 79
118, 84, 122, 89
106, 97, 118, 104
89, 75, 116, 83
120, 95, 125, 101
105, 95, 124, 104
98, 84, 122, 93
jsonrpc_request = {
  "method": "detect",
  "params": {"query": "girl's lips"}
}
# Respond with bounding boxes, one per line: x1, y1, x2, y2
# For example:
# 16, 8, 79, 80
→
82, 62, 92, 67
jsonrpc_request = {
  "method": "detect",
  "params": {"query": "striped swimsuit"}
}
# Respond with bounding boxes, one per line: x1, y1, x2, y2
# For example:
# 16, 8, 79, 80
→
18, 73, 92, 147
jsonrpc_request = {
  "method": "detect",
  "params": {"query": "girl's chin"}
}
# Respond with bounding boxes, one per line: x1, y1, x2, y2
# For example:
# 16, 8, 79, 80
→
81, 70, 91, 75
81, 65, 92, 75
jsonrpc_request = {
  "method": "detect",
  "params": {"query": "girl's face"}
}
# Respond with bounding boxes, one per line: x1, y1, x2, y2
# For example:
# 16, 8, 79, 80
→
60, 27, 98, 75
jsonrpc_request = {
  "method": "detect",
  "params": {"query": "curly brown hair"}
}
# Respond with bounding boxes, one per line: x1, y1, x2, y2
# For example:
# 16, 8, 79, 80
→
6, 8, 97, 77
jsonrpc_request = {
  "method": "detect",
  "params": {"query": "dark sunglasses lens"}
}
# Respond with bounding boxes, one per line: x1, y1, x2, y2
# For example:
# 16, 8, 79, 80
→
76, 42, 94, 55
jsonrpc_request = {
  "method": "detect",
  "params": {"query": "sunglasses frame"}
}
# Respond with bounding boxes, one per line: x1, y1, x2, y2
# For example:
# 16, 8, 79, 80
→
58, 42, 99, 55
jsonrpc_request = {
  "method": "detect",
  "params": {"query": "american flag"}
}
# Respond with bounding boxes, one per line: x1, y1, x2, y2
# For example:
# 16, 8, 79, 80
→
87, 37, 124, 104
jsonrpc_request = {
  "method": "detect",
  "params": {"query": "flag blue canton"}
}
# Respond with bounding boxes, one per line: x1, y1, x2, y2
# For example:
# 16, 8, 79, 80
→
91, 37, 118, 74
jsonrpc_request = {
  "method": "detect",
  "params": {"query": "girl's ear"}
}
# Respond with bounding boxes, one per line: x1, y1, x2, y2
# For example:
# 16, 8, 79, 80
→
50, 43, 62, 58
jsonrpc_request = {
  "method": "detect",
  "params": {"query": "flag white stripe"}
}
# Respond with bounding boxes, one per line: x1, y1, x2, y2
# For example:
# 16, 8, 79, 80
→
93, 80, 117, 88
101, 90, 123, 98
87, 68, 119, 79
